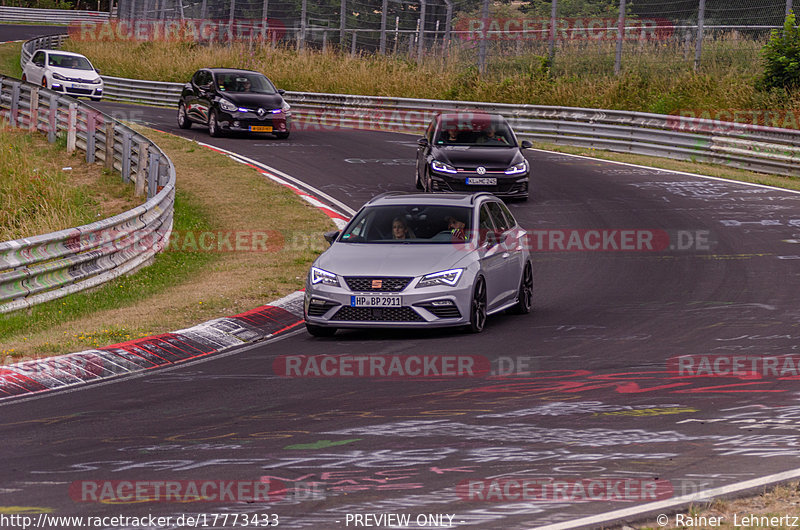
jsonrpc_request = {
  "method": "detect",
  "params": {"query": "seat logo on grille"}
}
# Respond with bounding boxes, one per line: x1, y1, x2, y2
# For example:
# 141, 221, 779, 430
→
476, 166, 487, 175
372, 279, 383, 289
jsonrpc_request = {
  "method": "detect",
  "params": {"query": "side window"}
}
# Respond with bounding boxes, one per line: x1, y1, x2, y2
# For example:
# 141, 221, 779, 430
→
425, 119, 436, 142
487, 202, 510, 232
32, 51, 45, 66
478, 205, 496, 245
194, 71, 211, 88
498, 202, 518, 228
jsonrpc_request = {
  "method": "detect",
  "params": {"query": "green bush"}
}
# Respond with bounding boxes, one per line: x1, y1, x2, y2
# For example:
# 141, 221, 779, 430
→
762, 12, 800, 90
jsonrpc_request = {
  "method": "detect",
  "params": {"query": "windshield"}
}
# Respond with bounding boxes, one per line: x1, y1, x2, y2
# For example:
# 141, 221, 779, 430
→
435, 115, 515, 147
48, 54, 93, 71
215, 72, 276, 94
339, 205, 474, 244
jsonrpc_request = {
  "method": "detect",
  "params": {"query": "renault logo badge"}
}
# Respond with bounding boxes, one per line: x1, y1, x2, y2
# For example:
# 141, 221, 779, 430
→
257, 108, 266, 117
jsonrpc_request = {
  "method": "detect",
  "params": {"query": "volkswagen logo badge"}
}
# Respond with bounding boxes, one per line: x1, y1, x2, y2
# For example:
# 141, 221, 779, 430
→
476, 166, 487, 175
257, 108, 266, 117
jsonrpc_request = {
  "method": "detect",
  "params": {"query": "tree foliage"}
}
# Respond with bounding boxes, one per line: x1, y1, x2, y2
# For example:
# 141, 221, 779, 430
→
762, 12, 800, 90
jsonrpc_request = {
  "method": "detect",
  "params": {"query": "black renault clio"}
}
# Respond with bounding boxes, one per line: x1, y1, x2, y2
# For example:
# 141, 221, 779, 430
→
177, 68, 291, 139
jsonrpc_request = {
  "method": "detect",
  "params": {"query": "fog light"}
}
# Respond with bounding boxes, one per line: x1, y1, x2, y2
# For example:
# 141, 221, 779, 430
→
233, 120, 240, 127
430, 300, 454, 306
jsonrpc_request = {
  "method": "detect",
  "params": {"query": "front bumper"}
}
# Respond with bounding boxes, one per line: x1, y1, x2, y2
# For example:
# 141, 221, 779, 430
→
430, 170, 529, 198
304, 278, 473, 329
217, 109, 290, 133
51, 81, 103, 99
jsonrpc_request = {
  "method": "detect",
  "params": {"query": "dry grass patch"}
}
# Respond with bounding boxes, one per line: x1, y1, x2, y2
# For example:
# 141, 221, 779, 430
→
0, 124, 138, 242
627, 481, 800, 529
1, 127, 333, 360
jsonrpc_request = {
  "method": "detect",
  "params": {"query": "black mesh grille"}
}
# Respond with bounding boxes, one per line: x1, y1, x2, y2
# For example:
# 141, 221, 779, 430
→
344, 277, 412, 292
66, 88, 94, 95
332, 306, 424, 322
419, 304, 462, 319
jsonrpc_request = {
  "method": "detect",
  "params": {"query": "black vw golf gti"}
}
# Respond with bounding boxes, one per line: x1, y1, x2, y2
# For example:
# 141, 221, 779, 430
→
178, 68, 291, 138
415, 113, 532, 200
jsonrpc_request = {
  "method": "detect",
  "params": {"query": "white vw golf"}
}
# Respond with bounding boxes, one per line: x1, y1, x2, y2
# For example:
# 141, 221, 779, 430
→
22, 49, 103, 101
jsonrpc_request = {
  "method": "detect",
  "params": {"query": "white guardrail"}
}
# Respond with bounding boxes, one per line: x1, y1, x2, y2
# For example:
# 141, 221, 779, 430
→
0, 6, 109, 24
0, 73, 175, 314
21, 33, 800, 177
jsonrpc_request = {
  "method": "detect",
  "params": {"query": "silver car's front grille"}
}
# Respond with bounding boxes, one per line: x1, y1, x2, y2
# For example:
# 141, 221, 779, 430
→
332, 306, 424, 322
344, 277, 412, 292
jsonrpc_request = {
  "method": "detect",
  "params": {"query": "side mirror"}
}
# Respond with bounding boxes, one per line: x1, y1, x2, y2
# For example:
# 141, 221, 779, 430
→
323, 230, 340, 245
520, 140, 533, 149
485, 231, 499, 248
277, 89, 285, 95
417, 137, 429, 147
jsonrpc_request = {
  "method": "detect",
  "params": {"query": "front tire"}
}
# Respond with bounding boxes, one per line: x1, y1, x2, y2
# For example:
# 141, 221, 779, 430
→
178, 103, 192, 129
306, 322, 336, 337
41, 77, 48, 89
467, 276, 487, 333
208, 109, 223, 137
415, 169, 423, 190
21, 74, 27, 82
511, 262, 533, 314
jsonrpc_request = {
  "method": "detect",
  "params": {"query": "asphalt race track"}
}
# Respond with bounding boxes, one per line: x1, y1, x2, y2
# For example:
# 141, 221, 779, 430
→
2, 97, 800, 529
0, 24, 66, 43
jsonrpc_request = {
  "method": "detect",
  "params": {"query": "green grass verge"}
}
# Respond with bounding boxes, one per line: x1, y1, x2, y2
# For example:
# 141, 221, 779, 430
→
0, 190, 216, 354
0, 41, 23, 79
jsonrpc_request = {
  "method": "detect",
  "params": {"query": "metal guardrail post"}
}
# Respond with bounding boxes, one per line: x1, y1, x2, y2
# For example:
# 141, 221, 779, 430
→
67, 102, 77, 153
10, 82, 19, 127
135, 140, 148, 197
148, 147, 160, 198
105, 120, 115, 170
47, 93, 57, 143
122, 132, 132, 182
86, 111, 96, 163
29, 86, 39, 132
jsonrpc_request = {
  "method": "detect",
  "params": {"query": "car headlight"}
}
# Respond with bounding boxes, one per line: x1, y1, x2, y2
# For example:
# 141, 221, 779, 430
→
89, 78, 102, 84
417, 268, 464, 288
52, 72, 67, 81
505, 161, 528, 175
219, 99, 237, 112
281, 100, 291, 114
431, 160, 458, 174
310, 267, 340, 287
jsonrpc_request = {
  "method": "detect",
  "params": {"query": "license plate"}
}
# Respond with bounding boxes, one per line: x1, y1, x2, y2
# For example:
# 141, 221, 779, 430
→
70, 83, 87, 89
250, 125, 273, 132
351, 295, 402, 307
466, 177, 497, 185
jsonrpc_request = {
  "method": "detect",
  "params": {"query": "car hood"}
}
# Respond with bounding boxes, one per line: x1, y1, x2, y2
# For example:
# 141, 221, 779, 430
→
432, 145, 523, 169
218, 92, 284, 109
51, 66, 100, 81
315, 242, 472, 278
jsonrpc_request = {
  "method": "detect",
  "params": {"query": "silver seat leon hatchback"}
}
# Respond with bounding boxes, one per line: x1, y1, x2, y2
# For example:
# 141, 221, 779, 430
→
304, 192, 533, 337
